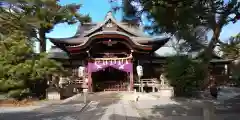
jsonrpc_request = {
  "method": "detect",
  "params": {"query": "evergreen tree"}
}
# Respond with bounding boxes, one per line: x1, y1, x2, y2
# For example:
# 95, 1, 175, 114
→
0, 0, 91, 99
1, 0, 91, 52
0, 32, 64, 99
221, 33, 240, 59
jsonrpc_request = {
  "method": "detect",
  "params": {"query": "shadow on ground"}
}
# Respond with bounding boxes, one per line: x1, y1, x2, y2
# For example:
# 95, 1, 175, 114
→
145, 96, 240, 120
1, 92, 240, 120
139, 98, 204, 120
0, 92, 122, 120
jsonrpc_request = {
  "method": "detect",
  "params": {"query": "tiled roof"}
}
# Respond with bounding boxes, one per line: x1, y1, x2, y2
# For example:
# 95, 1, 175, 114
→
48, 47, 69, 59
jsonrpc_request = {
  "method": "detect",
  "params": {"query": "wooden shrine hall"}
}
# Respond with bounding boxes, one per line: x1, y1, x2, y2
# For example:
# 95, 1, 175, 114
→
48, 12, 232, 94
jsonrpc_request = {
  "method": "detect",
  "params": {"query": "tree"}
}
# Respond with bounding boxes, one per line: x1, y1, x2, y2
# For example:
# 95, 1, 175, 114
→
221, 33, 240, 59
0, 32, 64, 99
1, 0, 91, 52
114, 0, 240, 87
0, 0, 84, 99
165, 56, 205, 96
220, 33, 240, 85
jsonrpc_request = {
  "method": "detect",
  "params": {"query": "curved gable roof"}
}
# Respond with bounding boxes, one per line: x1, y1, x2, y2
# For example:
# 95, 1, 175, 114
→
83, 11, 147, 37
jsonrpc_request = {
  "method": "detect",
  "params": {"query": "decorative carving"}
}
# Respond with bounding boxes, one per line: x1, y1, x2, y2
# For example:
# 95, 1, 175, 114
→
102, 39, 118, 46
103, 53, 116, 58
106, 22, 113, 28
103, 20, 117, 30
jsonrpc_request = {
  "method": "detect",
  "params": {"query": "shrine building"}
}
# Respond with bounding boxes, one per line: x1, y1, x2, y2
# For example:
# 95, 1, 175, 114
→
48, 12, 232, 94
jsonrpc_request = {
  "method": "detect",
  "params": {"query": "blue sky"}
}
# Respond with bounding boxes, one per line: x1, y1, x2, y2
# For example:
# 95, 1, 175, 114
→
42, 0, 240, 52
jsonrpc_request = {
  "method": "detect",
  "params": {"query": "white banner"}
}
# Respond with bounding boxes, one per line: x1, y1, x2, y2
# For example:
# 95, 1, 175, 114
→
78, 66, 85, 77
136, 65, 143, 77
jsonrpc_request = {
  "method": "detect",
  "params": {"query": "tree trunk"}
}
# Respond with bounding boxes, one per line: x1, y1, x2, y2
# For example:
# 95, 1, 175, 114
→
202, 25, 221, 89
39, 29, 46, 53
202, 57, 211, 89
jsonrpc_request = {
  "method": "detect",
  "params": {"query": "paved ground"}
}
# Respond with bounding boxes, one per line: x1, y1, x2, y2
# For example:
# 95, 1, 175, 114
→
132, 99, 240, 120
215, 94, 240, 114
1, 89, 240, 120
130, 93, 240, 120
0, 92, 141, 120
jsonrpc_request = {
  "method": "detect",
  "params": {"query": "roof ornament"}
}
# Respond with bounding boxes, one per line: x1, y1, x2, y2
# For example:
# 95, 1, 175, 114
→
106, 22, 113, 28
103, 39, 117, 46
107, 11, 112, 16
107, 11, 113, 16
105, 11, 114, 20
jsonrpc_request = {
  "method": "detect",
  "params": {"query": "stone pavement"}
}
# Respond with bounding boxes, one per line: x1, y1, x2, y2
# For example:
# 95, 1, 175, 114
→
131, 98, 204, 120
78, 100, 141, 120
214, 94, 240, 120
1, 91, 240, 120
0, 93, 141, 120
131, 97, 240, 120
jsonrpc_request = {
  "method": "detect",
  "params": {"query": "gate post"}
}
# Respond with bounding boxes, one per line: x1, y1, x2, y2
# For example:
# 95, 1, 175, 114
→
88, 71, 92, 92
87, 62, 92, 92
130, 72, 133, 91
130, 62, 134, 91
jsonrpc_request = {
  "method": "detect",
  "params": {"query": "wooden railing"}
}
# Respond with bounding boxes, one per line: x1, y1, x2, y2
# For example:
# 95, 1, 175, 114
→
134, 78, 158, 87
67, 78, 84, 84
102, 81, 128, 91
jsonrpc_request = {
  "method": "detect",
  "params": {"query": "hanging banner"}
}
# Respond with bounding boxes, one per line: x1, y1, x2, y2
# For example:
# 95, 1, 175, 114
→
136, 65, 143, 77
78, 66, 85, 77
88, 60, 132, 73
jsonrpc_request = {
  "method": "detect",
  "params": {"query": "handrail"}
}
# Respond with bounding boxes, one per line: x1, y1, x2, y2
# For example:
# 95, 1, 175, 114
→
71, 79, 84, 84
134, 78, 158, 84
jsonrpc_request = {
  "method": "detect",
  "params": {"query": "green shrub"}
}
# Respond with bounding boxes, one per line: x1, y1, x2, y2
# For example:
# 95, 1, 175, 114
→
7, 89, 30, 100
165, 56, 205, 97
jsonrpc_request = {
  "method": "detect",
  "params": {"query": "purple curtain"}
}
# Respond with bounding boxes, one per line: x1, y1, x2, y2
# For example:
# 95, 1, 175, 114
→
88, 61, 132, 73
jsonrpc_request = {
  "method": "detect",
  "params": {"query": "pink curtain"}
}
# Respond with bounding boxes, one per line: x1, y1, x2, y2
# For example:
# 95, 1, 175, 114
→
88, 62, 132, 73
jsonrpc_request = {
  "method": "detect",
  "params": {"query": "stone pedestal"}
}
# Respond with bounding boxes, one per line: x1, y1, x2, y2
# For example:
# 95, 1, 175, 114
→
47, 87, 60, 100
158, 87, 174, 97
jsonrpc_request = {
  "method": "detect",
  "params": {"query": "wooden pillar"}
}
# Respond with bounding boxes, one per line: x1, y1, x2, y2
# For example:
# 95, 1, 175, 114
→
129, 60, 134, 91
130, 71, 134, 91
150, 53, 153, 78
226, 64, 230, 83
88, 72, 92, 92
87, 62, 92, 92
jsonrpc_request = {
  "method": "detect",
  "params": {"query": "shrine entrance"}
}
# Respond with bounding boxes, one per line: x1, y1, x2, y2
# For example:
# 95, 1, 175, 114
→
92, 67, 129, 92
87, 57, 133, 92
86, 35, 135, 92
